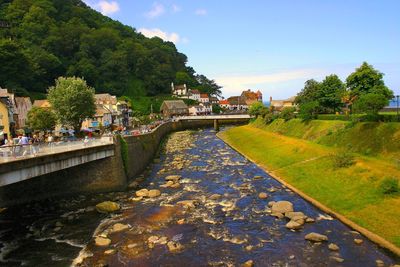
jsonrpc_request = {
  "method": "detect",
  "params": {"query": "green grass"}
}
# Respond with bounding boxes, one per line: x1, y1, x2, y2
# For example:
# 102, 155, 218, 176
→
220, 123, 400, 247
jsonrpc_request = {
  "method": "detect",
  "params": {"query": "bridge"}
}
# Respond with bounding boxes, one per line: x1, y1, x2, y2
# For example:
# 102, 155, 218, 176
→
0, 116, 251, 206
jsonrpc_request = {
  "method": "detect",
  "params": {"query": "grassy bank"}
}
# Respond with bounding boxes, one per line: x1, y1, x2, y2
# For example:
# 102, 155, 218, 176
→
219, 119, 400, 248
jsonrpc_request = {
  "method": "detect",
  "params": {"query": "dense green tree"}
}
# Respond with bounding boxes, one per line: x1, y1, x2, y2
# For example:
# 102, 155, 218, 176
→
295, 79, 321, 105
0, 0, 216, 98
298, 101, 320, 121
27, 106, 57, 131
48, 77, 96, 132
319, 74, 346, 112
346, 62, 393, 100
353, 93, 388, 117
248, 102, 266, 117
279, 107, 297, 121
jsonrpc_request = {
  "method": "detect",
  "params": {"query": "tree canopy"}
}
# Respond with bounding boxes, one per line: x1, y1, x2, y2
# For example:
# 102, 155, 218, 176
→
0, 0, 220, 98
27, 106, 57, 131
48, 77, 96, 132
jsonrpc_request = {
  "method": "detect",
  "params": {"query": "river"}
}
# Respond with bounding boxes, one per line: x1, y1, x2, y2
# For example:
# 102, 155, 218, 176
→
0, 128, 398, 266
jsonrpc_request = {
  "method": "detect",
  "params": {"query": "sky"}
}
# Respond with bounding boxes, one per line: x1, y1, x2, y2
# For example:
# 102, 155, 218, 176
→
83, 0, 400, 100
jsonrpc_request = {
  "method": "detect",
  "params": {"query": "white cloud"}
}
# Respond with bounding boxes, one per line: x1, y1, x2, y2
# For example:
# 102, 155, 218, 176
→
172, 4, 181, 13
195, 8, 207, 16
145, 2, 165, 19
215, 68, 325, 98
139, 28, 181, 44
83, 0, 120, 15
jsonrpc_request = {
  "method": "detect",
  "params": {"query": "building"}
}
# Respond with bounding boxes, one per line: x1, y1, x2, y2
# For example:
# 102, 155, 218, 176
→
15, 97, 32, 129
33, 99, 51, 108
0, 88, 16, 139
188, 103, 212, 116
270, 96, 296, 111
241, 89, 263, 105
227, 96, 248, 110
160, 100, 189, 118
188, 89, 201, 101
209, 96, 219, 104
219, 99, 230, 110
199, 93, 210, 103
171, 83, 188, 97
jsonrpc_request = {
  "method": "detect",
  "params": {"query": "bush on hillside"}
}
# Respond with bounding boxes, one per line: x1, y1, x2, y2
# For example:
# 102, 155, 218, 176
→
379, 177, 399, 195
263, 112, 277, 124
299, 101, 320, 121
279, 107, 297, 121
332, 150, 355, 168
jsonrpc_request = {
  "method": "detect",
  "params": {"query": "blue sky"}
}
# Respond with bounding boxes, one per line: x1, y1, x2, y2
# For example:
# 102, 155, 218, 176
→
84, 0, 400, 99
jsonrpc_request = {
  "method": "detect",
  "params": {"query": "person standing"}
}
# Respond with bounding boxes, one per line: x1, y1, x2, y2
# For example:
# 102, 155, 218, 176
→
19, 134, 30, 156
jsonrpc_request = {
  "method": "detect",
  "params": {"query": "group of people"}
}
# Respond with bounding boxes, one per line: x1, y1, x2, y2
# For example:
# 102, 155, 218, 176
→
0, 134, 46, 157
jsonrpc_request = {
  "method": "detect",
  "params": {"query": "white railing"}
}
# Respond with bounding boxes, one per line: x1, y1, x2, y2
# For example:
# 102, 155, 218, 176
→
0, 138, 114, 163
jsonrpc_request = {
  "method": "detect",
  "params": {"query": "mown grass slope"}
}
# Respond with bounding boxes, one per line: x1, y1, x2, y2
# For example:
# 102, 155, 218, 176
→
220, 121, 400, 247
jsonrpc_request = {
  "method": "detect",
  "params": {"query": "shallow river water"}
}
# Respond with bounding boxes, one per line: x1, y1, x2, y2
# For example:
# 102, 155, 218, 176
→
0, 128, 399, 266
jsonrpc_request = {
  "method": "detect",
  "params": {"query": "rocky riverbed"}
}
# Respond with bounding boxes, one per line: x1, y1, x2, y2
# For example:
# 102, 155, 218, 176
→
0, 128, 399, 266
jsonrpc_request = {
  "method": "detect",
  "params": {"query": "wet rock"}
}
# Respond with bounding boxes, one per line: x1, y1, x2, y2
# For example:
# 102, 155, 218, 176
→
177, 200, 198, 209
170, 182, 181, 188
130, 196, 143, 201
305, 217, 315, 223
135, 189, 149, 197
258, 192, 268, 199
241, 260, 254, 267
111, 223, 129, 233
271, 201, 293, 217
104, 249, 115, 255
177, 219, 185, 225
268, 201, 276, 207
55, 221, 63, 227
96, 201, 120, 213
330, 256, 344, 263
289, 255, 295, 260
285, 211, 306, 220
167, 241, 184, 253
305, 232, 328, 242
160, 181, 175, 188
95, 236, 111, 247
375, 260, 384, 267
354, 239, 363, 245
328, 243, 340, 251
128, 181, 139, 189
148, 189, 161, 198
210, 194, 221, 200
286, 218, 304, 230
85, 206, 95, 212
253, 175, 263, 180
165, 175, 181, 182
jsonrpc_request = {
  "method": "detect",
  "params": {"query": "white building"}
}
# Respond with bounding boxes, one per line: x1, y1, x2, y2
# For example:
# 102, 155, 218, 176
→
200, 93, 209, 103
188, 89, 201, 101
188, 103, 212, 115
171, 83, 188, 96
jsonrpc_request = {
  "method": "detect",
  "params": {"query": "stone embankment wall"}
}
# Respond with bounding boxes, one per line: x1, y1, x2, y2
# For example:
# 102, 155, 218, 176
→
0, 119, 248, 206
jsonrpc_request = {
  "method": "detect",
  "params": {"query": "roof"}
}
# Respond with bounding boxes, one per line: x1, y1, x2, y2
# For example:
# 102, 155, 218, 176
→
219, 100, 229, 105
33, 100, 51, 108
227, 96, 247, 105
190, 89, 200, 94
241, 90, 260, 100
95, 93, 117, 105
15, 97, 32, 108
200, 94, 209, 98
95, 105, 112, 117
209, 96, 219, 101
173, 84, 186, 90
160, 100, 188, 111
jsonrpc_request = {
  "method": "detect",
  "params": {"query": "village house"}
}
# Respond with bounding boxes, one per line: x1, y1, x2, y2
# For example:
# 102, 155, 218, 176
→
188, 102, 212, 116
33, 99, 51, 109
171, 83, 188, 97
0, 88, 17, 140
160, 100, 189, 118
15, 97, 32, 129
227, 96, 248, 110
209, 96, 219, 104
199, 93, 210, 103
188, 89, 201, 101
219, 99, 231, 110
270, 96, 296, 111
241, 89, 263, 105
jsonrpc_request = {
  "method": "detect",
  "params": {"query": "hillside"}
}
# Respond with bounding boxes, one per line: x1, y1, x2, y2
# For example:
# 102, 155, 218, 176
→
0, 0, 220, 98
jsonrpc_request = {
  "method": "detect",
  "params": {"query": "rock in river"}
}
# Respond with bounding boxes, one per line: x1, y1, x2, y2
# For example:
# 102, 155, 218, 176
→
136, 189, 149, 197
96, 201, 120, 213
95, 236, 111, 247
148, 189, 161, 198
165, 175, 181, 182
271, 201, 293, 216
258, 192, 268, 199
111, 223, 129, 233
167, 241, 184, 253
328, 243, 340, 251
305, 232, 328, 242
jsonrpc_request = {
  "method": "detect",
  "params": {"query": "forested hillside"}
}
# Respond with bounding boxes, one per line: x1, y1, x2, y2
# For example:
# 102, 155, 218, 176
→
0, 0, 221, 98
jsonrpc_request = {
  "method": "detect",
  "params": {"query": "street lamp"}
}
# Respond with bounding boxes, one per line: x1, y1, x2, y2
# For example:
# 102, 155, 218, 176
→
396, 95, 399, 122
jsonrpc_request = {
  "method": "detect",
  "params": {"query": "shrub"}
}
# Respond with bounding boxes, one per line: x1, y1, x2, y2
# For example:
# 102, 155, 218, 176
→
279, 107, 297, 121
332, 150, 355, 168
299, 101, 320, 121
379, 177, 399, 195
263, 112, 276, 124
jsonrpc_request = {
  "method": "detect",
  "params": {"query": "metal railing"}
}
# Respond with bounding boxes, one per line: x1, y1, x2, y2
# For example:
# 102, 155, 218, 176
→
0, 137, 114, 163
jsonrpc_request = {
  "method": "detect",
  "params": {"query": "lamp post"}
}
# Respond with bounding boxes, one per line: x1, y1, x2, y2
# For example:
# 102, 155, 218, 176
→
396, 95, 399, 122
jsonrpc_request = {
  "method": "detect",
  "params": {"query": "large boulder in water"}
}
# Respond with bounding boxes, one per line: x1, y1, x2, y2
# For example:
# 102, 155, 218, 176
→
136, 189, 149, 197
305, 232, 328, 242
271, 201, 293, 216
148, 189, 161, 198
96, 201, 120, 213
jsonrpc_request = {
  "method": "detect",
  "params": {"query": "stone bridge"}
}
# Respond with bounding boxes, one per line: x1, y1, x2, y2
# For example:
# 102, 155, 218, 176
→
0, 116, 250, 206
